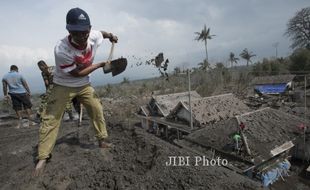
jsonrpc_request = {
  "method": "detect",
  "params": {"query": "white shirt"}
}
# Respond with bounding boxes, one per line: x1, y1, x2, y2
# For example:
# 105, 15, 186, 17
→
53, 30, 103, 87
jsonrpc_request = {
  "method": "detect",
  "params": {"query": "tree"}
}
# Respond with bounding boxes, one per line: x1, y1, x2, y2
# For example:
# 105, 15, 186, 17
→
214, 62, 231, 85
228, 52, 239, 67
173, 67, 181, 75
252, 58, 289, 76
121, 77, 130, 84
215, 62, 225, 69
197, 59, 210, 71
239, 48, 256, 66
285, 7, 310, 49
195, 25, 215, 64
289, 48, 310, 74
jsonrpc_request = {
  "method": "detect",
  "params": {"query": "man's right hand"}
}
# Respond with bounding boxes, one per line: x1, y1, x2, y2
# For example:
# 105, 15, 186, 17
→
4, 95, 11, 102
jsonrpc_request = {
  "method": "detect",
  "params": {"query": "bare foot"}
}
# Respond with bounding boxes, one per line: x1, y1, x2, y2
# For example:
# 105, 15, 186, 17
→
99, 140, 113, 148
32, 159, 46, 177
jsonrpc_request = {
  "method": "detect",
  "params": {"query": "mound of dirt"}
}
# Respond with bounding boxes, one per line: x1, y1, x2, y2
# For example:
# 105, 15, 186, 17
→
0, 116, 262, 190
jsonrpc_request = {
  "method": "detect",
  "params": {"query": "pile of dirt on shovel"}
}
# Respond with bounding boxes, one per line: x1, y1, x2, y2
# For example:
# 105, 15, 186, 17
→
0, 116, 262, 190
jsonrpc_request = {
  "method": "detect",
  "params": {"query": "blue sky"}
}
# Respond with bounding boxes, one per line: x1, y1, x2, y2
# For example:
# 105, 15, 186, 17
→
0, 0, 309, 94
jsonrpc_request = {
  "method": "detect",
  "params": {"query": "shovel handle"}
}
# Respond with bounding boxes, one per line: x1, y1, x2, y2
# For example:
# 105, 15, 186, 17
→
107, 42, 115, 62
103, 42, 114, 73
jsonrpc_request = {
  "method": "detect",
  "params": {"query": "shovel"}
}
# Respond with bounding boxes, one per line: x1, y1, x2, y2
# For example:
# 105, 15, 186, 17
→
103, 42, 127, 76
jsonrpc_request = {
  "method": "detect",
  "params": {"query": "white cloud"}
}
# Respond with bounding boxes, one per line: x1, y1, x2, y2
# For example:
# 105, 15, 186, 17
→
0, 45, 54, 94
0, 45, 52, 68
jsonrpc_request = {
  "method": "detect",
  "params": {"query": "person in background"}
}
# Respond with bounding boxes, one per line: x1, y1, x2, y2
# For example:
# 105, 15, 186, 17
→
34, 7, 118, 175
37, 60, 81, 120
2, 65, 36, 128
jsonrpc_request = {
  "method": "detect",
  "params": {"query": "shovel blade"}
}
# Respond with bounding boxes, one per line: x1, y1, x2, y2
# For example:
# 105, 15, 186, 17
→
111, 58, 127, 76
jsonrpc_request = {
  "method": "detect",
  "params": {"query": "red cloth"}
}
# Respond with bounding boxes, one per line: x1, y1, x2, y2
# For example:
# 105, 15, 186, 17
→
240, 122, 245, 130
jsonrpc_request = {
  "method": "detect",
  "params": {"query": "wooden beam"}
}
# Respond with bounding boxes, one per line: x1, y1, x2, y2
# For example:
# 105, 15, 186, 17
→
270, 141, 294, 157
135, 114, 192, 133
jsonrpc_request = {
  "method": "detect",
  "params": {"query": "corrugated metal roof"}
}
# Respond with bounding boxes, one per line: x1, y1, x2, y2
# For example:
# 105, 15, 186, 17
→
152, 91, 201, 116
251, 74, 295, 85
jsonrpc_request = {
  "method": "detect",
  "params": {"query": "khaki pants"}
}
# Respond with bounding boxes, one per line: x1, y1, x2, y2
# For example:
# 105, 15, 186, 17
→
38, 85, 73, 117
38, 84, 108, 160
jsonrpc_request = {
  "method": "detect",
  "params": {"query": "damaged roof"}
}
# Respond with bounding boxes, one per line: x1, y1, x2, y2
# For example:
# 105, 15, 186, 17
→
151, 91, 201, 116
138, 105, 151, 116
251, 74, 296, 85
169, 93, 251, 126
237, 107, 305, 162
184, 107, 306, 167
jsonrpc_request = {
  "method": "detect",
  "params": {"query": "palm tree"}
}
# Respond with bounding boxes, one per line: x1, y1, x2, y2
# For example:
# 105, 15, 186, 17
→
195, 25, 215, 64
229, 52, 239, 67
239, 48, 256, 66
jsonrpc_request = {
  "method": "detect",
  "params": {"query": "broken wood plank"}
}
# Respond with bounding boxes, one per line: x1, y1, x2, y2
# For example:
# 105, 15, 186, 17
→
270, 141, 294, 157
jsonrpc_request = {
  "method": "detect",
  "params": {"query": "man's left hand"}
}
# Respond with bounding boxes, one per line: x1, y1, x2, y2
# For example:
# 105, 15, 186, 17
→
109, 33, 118, 43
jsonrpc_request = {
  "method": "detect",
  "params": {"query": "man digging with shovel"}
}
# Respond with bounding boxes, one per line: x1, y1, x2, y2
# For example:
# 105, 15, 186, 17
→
34, 7, 125, 176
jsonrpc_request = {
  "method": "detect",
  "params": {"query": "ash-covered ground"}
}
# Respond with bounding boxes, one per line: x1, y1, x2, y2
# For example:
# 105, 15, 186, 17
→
0, 94, 309, 190
0, 116, 262, 190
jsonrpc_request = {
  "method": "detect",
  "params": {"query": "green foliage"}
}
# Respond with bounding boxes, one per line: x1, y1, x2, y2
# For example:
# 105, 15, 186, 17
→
195, 24, 215, 62
213, 62, 231, 86
252, 58, 289, 76
197, 59, 210, 71
215, 62, 225, 69
229, 52, 239, 67
289, 48, 310, 74
240, 48, 256, 66
121, 77, 130, 84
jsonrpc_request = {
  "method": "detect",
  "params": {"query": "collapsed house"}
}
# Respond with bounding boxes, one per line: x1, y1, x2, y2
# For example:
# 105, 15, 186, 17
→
176, 107, 308, 187
251, 74, 296, 95
166, 93, 251, 130
147, 91, 201, 117
137, 91, 201, 130
138, 93, 253, 141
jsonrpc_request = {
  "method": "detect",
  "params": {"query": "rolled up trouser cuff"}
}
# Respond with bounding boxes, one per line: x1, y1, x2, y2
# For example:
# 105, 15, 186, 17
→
96, 133, 108, 140
38, 154, 50, 160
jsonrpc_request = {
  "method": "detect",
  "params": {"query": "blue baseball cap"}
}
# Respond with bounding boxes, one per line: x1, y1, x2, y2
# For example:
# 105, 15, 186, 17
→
66, 8, 91, 31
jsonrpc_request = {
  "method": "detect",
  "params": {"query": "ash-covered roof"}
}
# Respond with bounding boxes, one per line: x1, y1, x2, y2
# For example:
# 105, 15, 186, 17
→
169, 93, 251, 126
138, 105, 151, 116
251, 74, 296, 85
184, 107, 306, 165
237, 108, 305, 162
152, 91, 201, 116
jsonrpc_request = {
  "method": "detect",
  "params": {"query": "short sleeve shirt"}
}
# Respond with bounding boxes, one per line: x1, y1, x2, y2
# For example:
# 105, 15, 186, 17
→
2, 71, 27, 94
53, 30, 104, 87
